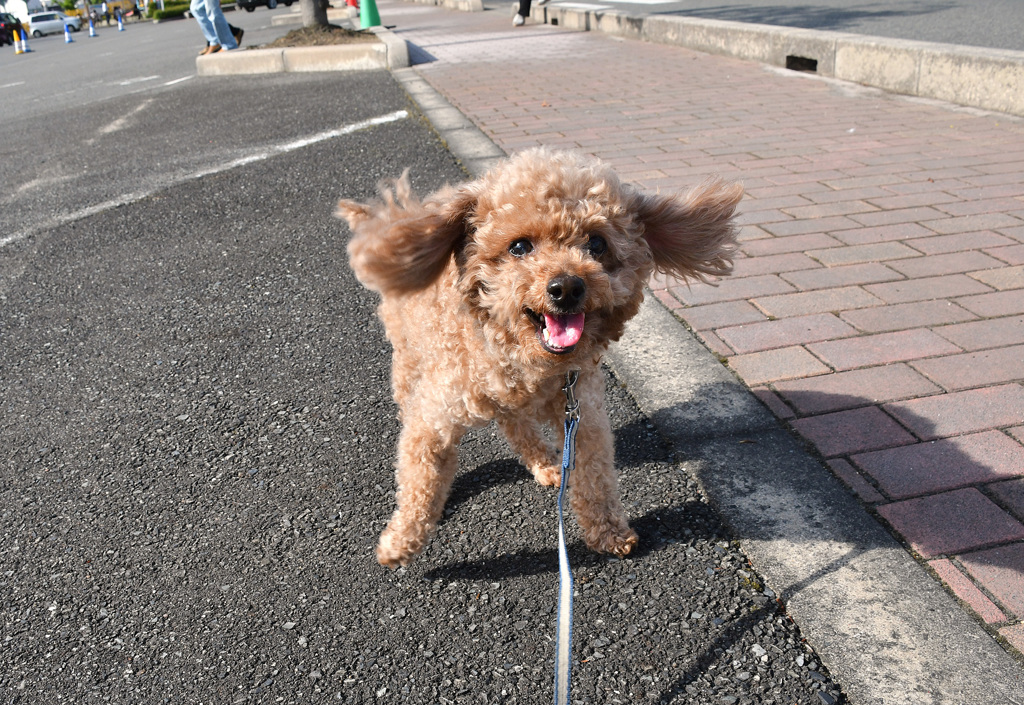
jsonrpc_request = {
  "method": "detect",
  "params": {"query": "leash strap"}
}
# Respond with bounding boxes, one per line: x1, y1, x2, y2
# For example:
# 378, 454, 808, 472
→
555, 371, 580, 705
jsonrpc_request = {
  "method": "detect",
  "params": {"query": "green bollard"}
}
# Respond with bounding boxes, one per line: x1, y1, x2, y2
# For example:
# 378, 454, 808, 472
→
360, 0, 380, 28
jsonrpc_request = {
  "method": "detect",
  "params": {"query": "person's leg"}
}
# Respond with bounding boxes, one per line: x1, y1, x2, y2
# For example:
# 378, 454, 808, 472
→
190, 0, 218, 46
205, 0, 238, 49
514, 0, 530, 24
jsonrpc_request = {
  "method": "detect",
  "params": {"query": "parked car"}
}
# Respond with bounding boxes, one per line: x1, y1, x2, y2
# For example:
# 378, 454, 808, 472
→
237, 0, 293, 12
27, 11, 81, 37
0, 11, 22, 44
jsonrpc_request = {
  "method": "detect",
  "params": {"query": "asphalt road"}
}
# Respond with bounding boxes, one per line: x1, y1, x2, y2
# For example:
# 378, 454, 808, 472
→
524, 0, 1024, 52
2, 25, 848, 705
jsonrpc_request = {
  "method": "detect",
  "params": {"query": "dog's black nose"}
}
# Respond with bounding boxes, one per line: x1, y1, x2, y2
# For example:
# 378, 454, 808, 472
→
547, 275, 586, 311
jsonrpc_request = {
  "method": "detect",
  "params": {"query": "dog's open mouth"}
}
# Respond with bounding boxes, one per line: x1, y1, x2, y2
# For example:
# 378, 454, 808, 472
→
526, 309, 585, 354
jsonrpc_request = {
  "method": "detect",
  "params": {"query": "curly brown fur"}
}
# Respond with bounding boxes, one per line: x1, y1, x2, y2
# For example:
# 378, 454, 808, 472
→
337, 148, 742, 568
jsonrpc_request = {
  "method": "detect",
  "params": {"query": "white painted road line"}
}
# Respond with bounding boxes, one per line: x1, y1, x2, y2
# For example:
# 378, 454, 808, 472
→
0, 110, 410, 250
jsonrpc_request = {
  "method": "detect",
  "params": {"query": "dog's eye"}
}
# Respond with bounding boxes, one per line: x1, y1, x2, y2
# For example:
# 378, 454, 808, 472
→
586, 235, 607, 258
508, 239, 533, 258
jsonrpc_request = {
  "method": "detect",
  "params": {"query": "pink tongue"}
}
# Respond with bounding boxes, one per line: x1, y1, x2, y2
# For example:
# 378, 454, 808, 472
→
543, 312, 585, 349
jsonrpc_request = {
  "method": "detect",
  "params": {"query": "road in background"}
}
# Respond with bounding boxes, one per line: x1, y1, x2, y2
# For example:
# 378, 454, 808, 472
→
508, 0, 1024, 52
0, 6, 292, 123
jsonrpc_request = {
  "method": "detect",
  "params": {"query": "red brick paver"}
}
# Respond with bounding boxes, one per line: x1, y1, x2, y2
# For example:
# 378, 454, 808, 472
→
885, 251, 1005, 278
878, 488, 1024, 558
909, 230, 1017, 255
960, 544, 1024, 617
863, 274, 993, 304
774, 364, 940, 414
910, 345, 1024, 390
884, 385, 1024, 440
1003, 624, 1024, 654
827, 458, 886, 503
928, 559, 1007, 623
669, 274, 794, 306
717, 313, 857, 354
987, 244, 1024, 265
752, 286, 884, 317
989, 478, 1024, 522
807, 329, 961, 371
839, 300, 977, 333
675, 300, 767, 330
791, 406, 916, 457
780, 262, 903, 290
956, 289, 1024, 317
851, 431, 1024, 499
933, 315, 1024, 350
728, 346, 830, 386
806, 241, 921, 266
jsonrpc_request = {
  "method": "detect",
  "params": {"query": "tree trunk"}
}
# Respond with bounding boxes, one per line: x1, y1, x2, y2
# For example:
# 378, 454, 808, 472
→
299, 0, 329, 26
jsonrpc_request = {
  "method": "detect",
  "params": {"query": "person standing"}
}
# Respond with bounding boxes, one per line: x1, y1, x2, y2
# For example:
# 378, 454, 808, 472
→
191, 0, 239, 54
513, 0, 548, 27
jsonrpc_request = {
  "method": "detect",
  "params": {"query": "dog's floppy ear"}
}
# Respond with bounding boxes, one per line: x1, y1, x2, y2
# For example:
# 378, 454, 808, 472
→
632, 178, 743, 283
337, 172, 476, 296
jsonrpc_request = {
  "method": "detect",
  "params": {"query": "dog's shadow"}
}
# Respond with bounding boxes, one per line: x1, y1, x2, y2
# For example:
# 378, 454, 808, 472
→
444, 420, 670, 510
613, 419, 672, 466
445, 458, 532, 512
424, 502, 715, 582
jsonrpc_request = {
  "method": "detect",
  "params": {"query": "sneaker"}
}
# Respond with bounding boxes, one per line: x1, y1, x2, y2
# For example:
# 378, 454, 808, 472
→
512, 13, 524, 25
232, 26, 243, 46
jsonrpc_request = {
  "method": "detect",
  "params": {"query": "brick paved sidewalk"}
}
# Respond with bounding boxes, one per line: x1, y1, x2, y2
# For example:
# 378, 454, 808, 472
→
384, 0, 1024, 656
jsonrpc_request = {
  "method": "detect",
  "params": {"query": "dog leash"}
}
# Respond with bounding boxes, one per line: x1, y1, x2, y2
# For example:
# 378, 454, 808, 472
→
555, 370, 580, 705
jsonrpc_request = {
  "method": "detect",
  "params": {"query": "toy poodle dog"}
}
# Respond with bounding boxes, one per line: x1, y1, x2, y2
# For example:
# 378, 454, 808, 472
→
337, 148, 741, 568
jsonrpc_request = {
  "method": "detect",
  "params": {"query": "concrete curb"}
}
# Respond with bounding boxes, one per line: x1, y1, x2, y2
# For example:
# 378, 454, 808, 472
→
391, 68, 505, 176
195, 26, 408, 75
394, 66, 1024, 703
405, 0, 483, 10
533, 5, 1024, 118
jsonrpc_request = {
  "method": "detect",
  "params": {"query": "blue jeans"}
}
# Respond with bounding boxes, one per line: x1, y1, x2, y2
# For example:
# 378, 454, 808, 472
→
191, 0, 237, 49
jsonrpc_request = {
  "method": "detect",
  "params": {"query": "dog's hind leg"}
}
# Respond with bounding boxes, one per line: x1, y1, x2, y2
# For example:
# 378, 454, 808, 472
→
376, 416, 465, 568
497, 415, 561, 486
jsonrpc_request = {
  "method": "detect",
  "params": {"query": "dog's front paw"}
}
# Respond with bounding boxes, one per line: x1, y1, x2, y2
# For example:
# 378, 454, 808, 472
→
589, 525, 639, 558
530, 463, 562, 487
375, 528, 419, 569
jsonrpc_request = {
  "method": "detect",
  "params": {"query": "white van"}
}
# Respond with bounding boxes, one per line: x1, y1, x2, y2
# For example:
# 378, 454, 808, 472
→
27, 11, 81, 36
